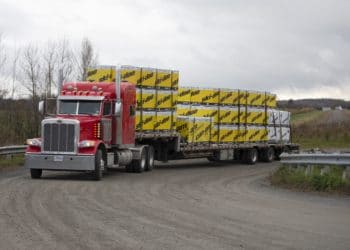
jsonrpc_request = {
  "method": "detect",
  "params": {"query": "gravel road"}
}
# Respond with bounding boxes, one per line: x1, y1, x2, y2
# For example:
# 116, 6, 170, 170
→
1, 160, 349, 250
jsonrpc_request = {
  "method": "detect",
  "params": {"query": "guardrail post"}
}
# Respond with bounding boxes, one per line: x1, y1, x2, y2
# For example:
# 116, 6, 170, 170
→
320, 166, 330, 176
342, 166, 350, 181
305, 165, 313, 177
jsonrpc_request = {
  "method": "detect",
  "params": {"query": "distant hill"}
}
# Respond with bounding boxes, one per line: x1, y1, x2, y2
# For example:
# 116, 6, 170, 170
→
278, 98, 350, 109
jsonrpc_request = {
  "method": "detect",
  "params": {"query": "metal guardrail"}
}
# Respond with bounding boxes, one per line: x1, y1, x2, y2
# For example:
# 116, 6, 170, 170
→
0, 145, 27, 155
280, 152, 350, 166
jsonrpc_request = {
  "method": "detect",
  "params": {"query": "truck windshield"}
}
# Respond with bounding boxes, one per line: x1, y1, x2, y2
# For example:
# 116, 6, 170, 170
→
59, 100, 101, 115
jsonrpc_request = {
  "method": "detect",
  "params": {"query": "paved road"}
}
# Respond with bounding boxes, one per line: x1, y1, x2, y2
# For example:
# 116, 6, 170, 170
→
1, 160, 349, 250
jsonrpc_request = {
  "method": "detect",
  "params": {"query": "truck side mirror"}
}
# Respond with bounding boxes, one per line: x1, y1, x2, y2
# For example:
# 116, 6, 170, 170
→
114, 102, 122, 117
38, 100, 45, 115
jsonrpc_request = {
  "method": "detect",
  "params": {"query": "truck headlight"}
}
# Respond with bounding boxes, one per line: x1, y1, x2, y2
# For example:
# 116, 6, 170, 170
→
78, 140, 96, 148
26, 138, 41, 147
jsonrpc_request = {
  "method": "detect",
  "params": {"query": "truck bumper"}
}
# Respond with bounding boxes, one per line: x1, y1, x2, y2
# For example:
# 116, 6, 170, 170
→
25, 153, 95, 171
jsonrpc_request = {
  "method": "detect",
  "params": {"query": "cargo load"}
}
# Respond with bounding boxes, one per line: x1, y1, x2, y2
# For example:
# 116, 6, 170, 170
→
176, 116, 212, 143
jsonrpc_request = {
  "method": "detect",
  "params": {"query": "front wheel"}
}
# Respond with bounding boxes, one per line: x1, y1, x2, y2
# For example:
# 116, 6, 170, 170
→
30, 169, 42, 179
93, 150, 103, 180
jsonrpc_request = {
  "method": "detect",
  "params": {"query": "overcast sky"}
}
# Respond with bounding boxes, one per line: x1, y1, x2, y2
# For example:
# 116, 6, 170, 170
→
1, 0, 350, 100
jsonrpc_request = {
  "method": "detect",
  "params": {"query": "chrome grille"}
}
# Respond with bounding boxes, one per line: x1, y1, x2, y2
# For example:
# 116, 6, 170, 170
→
42, 120, 78, 153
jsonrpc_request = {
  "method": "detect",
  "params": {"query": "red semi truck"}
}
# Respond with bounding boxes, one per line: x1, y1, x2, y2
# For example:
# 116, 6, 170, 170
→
25, 73, 298, 180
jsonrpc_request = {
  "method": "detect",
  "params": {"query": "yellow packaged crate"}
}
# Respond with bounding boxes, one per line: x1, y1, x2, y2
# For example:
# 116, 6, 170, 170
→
219, 125, 236, 143
171, 71, 179, 90
136, 88, 156, 109
236, 126, 247, 142
247, 91, 265, 106
176, 116, 211, 143
176, 104, 191, 116
266, 92, 277, 107
191, 88, 219, 105
156, 69, 172, 88
135, 110, 156, 131
219, 106, 239, 124
171, 90, 178, 108
140, 68, 156, 88
154, 111, 172, 131
257, 126, 268, 141
238, 107, 247, 124
246, 107, 266, 124
219, 89, 234, 105
87, 66, 115, 82
194, 105, 219, 123
211, 124, 219, 143
232, 90, 240, 105
177, 87, 192, 103
120, 66, 141, 86
246, 126, 267, 142
156, 89, 172, 109
238, 90, 247, 105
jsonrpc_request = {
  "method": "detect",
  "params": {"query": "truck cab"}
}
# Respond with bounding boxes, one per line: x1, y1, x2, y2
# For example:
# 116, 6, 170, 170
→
25, 82, 152, 180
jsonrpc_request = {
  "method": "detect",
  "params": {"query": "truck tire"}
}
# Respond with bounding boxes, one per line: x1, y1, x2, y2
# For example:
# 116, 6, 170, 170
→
243, 148, 258, 165
145, 146, 154, 171
93, 150, 103, 180
30, 169, 42, 179
261, 147, 275, 162
131, 148, 147, 173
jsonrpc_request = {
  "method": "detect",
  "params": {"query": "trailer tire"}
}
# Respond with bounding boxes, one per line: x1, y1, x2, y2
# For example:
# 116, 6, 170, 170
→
131, 148, 147, 173
243, 148, 258, 165
261, 147, 275, 162
30, 169, 42, 179
145, 146, 154, 171
93, 150, 103, 181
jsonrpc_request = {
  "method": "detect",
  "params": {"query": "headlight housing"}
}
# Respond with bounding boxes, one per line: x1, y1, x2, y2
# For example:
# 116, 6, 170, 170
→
26, 138, 41, 147
78, 140, 96, 148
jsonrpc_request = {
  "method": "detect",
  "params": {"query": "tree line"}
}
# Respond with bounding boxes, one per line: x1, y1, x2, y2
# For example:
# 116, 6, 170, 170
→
0, 34, 98, 145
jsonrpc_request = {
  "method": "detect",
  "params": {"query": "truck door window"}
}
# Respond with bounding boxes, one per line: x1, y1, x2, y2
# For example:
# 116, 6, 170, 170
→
103, 102, 111, 116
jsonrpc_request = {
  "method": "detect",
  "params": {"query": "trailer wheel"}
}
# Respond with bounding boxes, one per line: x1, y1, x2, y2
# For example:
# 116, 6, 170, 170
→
93, 150, 103, 180
145, 146, 155, 171
261, 147, 275, 162
30, 169, 42, 179
243, 148, 258, 165
131, 148, 146, 173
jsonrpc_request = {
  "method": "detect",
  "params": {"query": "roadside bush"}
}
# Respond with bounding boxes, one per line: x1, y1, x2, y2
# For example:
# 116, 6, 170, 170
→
270, 165, 350, 194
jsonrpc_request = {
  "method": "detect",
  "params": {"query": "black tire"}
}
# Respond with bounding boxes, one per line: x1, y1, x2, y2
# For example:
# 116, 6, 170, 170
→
145, 146, 155, 171
125, 164, 134, 172
30, 169, 42, 179
93, 150, 103, 180
131, 148, 147, 173
244, 148, 258, 165
261, 147, 275, 162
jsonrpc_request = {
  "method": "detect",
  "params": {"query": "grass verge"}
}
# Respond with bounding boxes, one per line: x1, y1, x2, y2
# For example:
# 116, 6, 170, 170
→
0, 155, 25, 169
270, 165, 350, 195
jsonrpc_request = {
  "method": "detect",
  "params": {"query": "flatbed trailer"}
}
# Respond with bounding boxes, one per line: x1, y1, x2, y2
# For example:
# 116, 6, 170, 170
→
135, 131, 298, 163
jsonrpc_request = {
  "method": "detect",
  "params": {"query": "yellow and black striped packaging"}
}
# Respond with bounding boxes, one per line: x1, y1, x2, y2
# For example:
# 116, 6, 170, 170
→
156, 89, 172, 109
87, 66, 115, 82
136, 88, 156, 109
171, 71, 179, 90
120, 66, 142, 86
154, 111, 172, 131
156, 69, 172, 89
246, 107, 266, 125
247, 91, 265, 106
135, 110, 156, 131
177, 87, 192, 103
